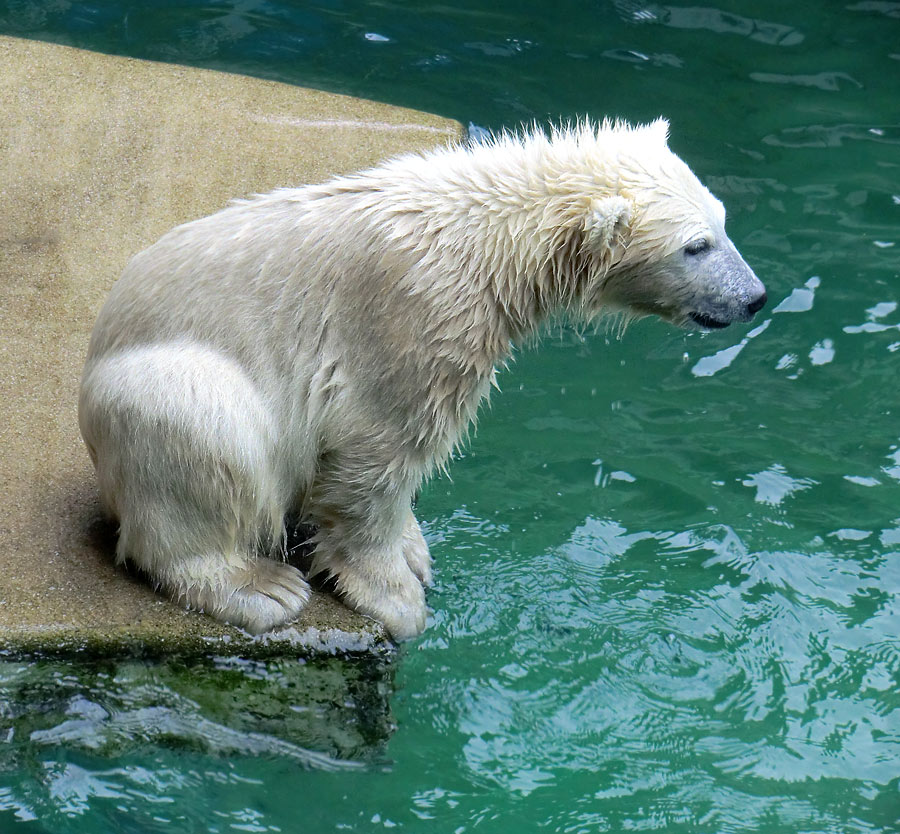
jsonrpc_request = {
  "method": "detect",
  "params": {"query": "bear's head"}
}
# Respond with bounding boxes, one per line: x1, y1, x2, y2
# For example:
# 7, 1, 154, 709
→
581, 119, 766, 330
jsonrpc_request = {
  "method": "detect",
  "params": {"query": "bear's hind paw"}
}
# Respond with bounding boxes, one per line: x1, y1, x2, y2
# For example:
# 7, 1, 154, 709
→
189, 559, 311, 635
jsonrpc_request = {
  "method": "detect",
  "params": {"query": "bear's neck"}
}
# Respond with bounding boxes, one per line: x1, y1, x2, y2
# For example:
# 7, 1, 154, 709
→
302, 140, 612, 463
392, 141, 601, 350
362, 140, 608, 462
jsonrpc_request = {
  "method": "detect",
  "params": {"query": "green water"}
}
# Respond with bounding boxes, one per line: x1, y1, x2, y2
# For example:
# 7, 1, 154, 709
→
2, 1, 899, 831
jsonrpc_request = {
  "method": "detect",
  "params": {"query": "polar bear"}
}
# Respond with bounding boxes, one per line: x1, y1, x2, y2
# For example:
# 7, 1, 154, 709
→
79, 119, 765, 639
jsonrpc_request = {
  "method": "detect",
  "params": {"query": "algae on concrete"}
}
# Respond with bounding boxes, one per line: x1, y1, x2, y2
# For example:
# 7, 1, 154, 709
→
0, 654, 396, 762
0, 35, 464, 659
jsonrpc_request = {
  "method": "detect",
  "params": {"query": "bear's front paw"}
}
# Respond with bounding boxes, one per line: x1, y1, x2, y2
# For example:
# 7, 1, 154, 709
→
364, 579, 427, 641
315, 553, 427, 641
357, 581, 427, 642
402, 513, 433, 587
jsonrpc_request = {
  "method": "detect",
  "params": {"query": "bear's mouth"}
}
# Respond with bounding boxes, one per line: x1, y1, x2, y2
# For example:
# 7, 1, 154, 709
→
689, 312, 731, 330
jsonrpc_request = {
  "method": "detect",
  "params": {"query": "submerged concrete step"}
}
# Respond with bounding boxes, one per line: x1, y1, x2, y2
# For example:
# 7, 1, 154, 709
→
0, 35, 463, 659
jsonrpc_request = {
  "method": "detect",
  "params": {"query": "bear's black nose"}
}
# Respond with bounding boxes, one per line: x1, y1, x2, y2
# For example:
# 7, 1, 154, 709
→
747, 292, 767, 316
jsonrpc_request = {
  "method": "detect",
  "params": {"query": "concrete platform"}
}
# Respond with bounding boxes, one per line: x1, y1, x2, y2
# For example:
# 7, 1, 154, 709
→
0, 35, 463, 660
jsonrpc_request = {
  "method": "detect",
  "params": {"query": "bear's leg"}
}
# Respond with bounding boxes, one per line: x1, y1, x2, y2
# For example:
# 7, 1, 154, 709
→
306, 450, 428, 639
79, 344, 309, 634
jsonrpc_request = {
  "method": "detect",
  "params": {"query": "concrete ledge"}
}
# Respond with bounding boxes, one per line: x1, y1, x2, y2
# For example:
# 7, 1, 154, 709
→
0, 35, 463, 659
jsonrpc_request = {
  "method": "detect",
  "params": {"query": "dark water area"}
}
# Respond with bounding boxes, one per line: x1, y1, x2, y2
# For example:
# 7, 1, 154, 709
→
1, 1, 899, 832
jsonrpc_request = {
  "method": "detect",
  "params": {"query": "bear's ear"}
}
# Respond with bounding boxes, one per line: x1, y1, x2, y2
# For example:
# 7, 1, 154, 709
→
585, 196, 631, 253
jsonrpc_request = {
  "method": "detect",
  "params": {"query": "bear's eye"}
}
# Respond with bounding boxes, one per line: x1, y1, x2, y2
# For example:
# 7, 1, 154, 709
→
684, 238, 711, 256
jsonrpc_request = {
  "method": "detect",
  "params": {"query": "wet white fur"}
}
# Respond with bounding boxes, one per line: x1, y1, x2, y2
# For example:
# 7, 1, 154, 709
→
79, 119, 730, 638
